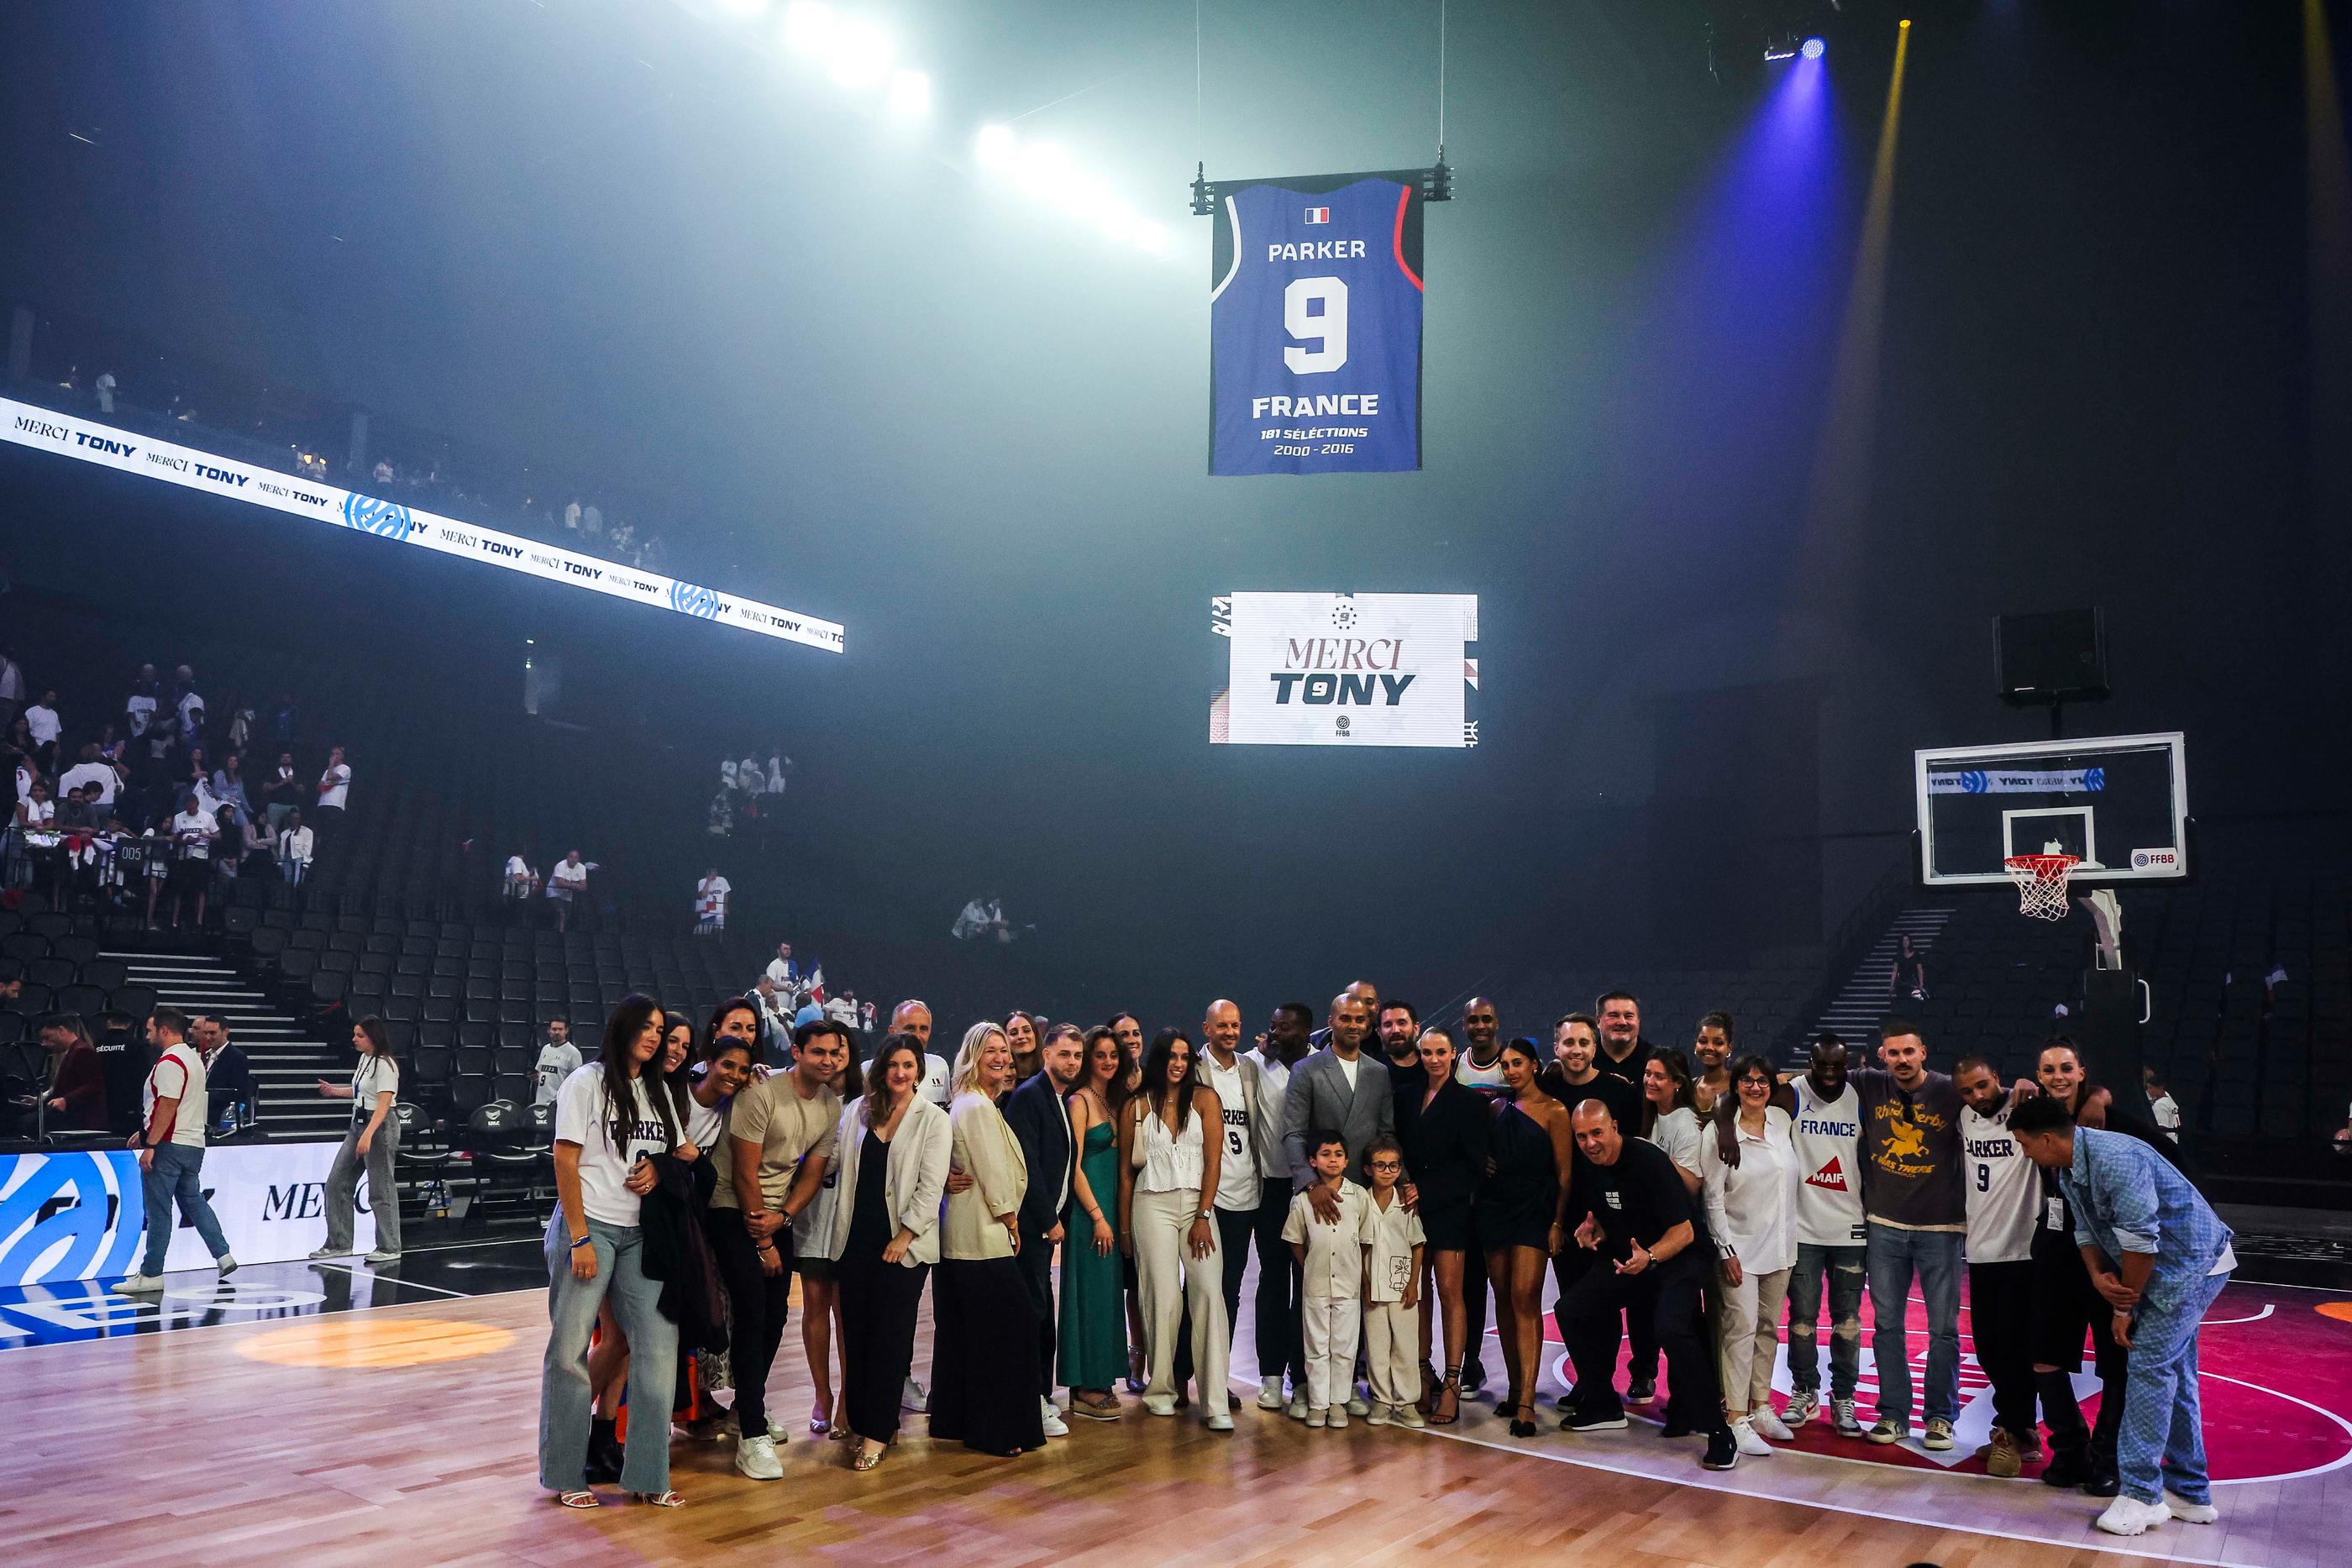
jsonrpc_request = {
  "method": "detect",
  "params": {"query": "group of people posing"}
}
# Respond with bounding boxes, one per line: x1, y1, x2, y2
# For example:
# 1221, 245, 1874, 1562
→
530, 983, 2236, 1542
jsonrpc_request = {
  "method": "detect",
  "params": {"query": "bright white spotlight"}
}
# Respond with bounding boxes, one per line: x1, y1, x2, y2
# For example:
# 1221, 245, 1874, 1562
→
828, 19, 893, 87
885, 69, 930, 117
975, 123, 1017, 169
1016, 139, 1069, 196
1133, 219, 1170, 253
715, 0, 770, 18
1098, 202, 1137, 244
780, 1, 832, 52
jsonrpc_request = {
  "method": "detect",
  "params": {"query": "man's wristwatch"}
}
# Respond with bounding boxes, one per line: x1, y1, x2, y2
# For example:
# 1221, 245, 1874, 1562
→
1198, 1209, 1213, 1221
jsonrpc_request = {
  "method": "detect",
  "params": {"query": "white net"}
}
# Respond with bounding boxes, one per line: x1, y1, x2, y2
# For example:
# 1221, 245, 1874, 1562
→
2006, 854, 2079, 920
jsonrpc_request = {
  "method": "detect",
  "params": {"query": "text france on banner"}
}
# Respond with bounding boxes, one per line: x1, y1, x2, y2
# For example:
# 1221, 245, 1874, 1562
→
0, 395, 843, 653
1215, 592, 1475, 748
1209, 174, 1425, 475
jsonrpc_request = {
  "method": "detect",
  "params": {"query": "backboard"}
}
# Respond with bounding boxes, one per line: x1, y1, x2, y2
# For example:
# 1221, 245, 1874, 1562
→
1914, 731, 2188, 887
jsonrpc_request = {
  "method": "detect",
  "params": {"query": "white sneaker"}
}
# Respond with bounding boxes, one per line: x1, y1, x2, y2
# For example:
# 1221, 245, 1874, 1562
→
1328, 1406, 1350, 1429
733, 1434, 783, 1481
1922, 1416, 1955, 1451
1395, 1404, 1426, 1429
1782, 1390, 1818, 1428
1345, 1394, 1371, 1417
2164, 1492, 2219, 1524
1039, 1399, 1068, 1439
1751, 1409, 1795, 1443
1142, 1393, 1177, 1418
1257, 1377, 1285, 1410
364, 1250, 401, 1265
115, 1273, 165, 1293
1205, 1412, 1234, 1432
1305, 1407, 1328, 1429
2095, 1496, 2171, 1537
307, 1245, 344, 1260
1831, 1397, 1861, 1434
1286, 1396, 1309, 1421
901, 1376, 928, 1412
1366, 1403, 1392, 1427
215, 1254, 238, 1277
1732, 1417, 1773, 1457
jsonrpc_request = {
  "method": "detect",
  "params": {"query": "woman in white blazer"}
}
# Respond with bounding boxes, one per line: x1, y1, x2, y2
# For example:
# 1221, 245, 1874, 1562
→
827, 1032, 952, 1471
930, 1021, 1045, 1457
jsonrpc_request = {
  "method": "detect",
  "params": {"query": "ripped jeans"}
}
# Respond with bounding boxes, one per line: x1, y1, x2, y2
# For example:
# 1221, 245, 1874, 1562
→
1786, 1241, 1866, 1400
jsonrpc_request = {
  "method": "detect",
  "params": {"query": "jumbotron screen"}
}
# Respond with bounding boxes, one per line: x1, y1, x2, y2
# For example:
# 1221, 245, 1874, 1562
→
1210, 591, 1478, 748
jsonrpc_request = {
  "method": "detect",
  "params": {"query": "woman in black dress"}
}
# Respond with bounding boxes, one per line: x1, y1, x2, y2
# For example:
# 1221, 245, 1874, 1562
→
1399, 1025, 1490, 1425
1480, 1038, 1574, 1437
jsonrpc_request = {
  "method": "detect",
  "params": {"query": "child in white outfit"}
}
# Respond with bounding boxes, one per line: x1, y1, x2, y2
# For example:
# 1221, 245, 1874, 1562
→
1284, 1129, 1370, 1427
1361, 1136, 1427, 1426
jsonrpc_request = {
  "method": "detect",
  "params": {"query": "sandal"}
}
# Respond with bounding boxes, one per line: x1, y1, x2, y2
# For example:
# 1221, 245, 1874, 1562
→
630, 1491, 685, 1508
1416, 1361, 1440, 1416
809, 1413, 831, 1437
853, 1445, 885, 1471
1508, 1400, 1538, 1440
1430, 1369, 1462, 1427
555, 1490, 601, 1510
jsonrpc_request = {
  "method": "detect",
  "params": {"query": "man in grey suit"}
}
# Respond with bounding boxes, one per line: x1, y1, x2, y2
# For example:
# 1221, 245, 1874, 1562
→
1280, 990, 1395, 1215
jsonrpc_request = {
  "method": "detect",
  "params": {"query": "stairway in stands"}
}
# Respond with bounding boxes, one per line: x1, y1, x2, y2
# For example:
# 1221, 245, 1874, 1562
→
106, 951, 349, 1141
1793, 905, 1956, 1060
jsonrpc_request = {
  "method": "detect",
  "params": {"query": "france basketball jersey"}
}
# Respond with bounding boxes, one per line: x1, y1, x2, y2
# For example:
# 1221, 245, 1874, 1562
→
1210, 176, 1424, 475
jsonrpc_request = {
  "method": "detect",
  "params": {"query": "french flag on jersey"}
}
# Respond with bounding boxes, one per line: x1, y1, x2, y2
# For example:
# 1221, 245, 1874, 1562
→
1303, 206, 1331, 224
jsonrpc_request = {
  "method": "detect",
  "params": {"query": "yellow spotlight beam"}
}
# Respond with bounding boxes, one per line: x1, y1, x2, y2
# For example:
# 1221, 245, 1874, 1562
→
1798, 19, 1912, 609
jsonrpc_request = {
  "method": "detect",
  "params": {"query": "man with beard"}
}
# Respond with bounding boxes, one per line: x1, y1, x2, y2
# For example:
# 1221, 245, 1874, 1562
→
1376, 999, 1423, 1114
1004, 1023, 1081, 1439
1280, 991, 1396, 1419
1775, 1034, 1867, 1434
1542, 1013, 1641, 1411
1593, 989, 1654, 1088
1956, 1056, 2043, 1479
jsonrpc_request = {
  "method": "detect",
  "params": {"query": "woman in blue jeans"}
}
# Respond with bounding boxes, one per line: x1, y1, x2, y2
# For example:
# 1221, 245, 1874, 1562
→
539, 994, 689, 1510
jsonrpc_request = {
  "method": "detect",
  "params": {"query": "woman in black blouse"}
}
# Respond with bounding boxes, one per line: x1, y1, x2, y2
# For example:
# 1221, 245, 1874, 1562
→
1398, 1025, 1491, 1425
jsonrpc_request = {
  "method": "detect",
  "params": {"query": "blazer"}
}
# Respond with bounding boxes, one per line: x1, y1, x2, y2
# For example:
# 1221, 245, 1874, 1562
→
1279, 1046, 1398, 1188
823, 1093, 952, 1267
1002, 1070, 1074, 1239
943, 1088, 1030, 1261
1398, 1076, 1489, 1217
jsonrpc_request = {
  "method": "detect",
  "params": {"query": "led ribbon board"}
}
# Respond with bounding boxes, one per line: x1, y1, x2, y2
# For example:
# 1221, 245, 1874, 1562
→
1, 395, 844, 653
1211, 591, 1477, 748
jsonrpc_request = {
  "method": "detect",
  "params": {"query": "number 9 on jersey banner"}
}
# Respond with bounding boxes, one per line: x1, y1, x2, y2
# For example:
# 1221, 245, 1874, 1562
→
1208, 171, 1428, 475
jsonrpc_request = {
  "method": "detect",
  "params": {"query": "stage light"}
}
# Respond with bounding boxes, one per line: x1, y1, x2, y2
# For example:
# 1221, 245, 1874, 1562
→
828, 19, 893, 87
1133, 219, 1170, 253
1017, 139, 1069, 196
975, 123, 1017, 168
886, 69, 930, 117
1801, 36, 1826, 60
780, 1, 832, 53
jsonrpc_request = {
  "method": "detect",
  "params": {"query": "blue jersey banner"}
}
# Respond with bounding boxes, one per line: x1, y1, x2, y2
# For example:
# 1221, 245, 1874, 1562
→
1209, 172, 1425, 475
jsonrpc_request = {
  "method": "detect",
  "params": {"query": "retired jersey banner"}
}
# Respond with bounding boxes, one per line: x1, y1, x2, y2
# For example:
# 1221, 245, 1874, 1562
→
1211, 592, 1476, 748
1208, 172, 1425, 475
0, 395, 843, 653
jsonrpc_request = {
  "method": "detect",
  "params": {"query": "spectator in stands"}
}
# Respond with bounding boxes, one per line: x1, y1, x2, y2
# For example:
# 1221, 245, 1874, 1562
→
210, 753, 250, 824
694, 867, 730, 935
313, 1015, 403, 1264
313, 745, 351, 847
278, 806, 313, 887
256, 753, 298, 831
0, 960, 20, 1006
212, 805, 245, 888
196, 1014, 255, 1136
224, 695, 256, 757
764, 942, 802, 999
1892, 935, 1929, 1001
2143, 1067, 2181, 1142
503, 850, 540, 917
270, 691, 300, 749
0, 647, 23, 732
24, 690, 61, 769
124, 665, 158, 741
953, 894, 1016, 943
534, 1019, 581, 1106
541, 995, 690, 1508
163, 790, 215, 928
140, 825, 174, 926
11, 1014, 106, 1135
548, 850, 591, 932
239, 810, 278, 878
749, 978, 794, 1067
174, 679, 207, 753
824, 991, 858, 1030
11, 779, 56, 887
706, 787, 732, 838
119, 1005, 237, 1293
60, 742, 123, 824
95, 368, 117, 412
182, 747, 220, 819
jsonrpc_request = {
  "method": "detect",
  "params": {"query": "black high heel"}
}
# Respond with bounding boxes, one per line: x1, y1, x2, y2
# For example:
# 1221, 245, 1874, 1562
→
1508, 1399, 1537, 1439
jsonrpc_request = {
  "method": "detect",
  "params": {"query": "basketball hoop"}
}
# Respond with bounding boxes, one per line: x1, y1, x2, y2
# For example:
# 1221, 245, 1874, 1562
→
2005, 853, 2080, 920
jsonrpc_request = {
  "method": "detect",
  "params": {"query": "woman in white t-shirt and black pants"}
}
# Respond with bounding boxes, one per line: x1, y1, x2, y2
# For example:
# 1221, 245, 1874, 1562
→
312, 1015, 403, 1262
540, 994, 690, 1509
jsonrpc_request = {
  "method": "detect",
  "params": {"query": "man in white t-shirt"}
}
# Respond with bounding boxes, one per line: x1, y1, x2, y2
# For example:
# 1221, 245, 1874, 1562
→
175, 684, 207, 747
118, 1006, 235, 1291
313, 745, 350, 850
59, 743, 122, 815
694, 868, 730, 935
123, 683, 156, 740
1958, 1057, 2044, 1477
1193, 998, 1297, 1413
548, 850, 590, 932
2143, 1067, 2181, 1142
762, 941, 801, 999
24, 690, 60, 754
1777, 1034, 1867, 1434
533, 1019, 582, 1106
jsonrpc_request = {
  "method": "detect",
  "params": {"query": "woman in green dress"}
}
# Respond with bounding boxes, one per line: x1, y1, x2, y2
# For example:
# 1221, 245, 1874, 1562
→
1058, 1025, 1130, 1417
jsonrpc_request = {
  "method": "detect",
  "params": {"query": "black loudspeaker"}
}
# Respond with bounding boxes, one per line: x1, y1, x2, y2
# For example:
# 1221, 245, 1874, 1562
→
1996, 608, 2108, 704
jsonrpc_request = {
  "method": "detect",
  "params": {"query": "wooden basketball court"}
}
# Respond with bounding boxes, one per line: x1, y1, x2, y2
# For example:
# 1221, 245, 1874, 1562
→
2, 1277, 2225, 1568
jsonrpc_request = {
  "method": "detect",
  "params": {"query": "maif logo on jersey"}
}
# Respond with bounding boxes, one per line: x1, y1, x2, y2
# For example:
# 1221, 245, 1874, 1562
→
1207, 170, 1428, 475
1806, 1156, 1852, 1193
